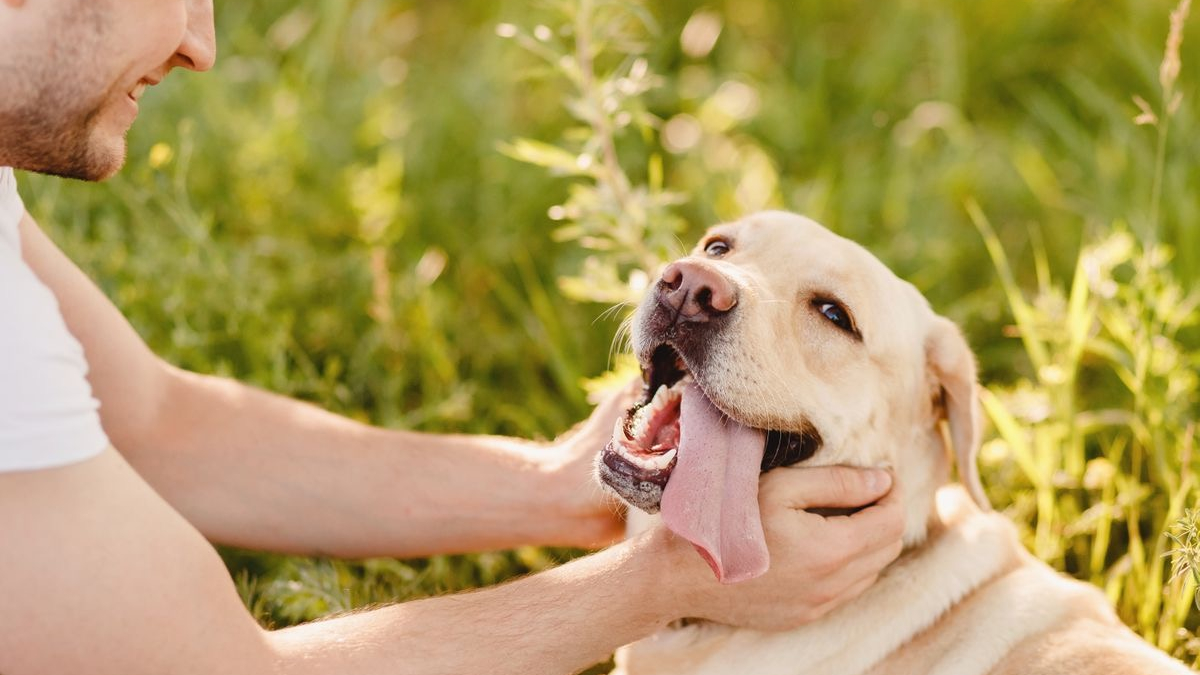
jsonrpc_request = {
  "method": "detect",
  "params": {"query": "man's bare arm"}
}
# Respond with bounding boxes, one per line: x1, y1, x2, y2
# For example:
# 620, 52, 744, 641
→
0, 448, 276, 675
268, 469, 907, 674
0, 447, 668, 675
18, 213, 625, 557
268, 520, 677, 675
0, 447, 902, 675
141, 368, 631, 557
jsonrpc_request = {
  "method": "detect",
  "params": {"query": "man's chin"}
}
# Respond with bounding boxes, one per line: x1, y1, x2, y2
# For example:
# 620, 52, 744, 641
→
23, 136, 126, 182
0, 109, 128, 182
35, 161, 123, 182
77, 150, 125, 182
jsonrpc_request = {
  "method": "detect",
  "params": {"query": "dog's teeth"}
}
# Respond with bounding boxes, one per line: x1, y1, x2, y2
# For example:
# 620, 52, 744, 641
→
649, 384, 668, 410
630, 408, 650, 439
614, 417, 631, 440
644, 448, 677, 471
625, 447, 677, 471
653, 447, 677, 470
627, 383, 684, 445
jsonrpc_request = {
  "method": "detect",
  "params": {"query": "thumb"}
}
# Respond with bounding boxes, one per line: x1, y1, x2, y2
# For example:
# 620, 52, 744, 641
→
762, 465, 893, 510
563, 377, 640, 441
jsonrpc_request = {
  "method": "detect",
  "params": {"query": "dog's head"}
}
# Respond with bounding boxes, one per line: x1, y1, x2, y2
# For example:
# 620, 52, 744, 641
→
597, 211, 987, 583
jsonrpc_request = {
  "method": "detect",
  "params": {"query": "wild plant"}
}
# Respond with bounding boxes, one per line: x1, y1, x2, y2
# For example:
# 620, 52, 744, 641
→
972, 0, 1198, 659
497, 0, 686, 307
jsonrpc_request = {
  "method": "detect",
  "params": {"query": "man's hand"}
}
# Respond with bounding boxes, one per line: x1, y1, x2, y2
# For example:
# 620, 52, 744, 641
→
541, 379, 641, 547
655, 465, 905, 631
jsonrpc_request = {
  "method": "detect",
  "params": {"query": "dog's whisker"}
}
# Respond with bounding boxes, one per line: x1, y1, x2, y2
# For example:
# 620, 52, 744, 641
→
594, 301, 634, 325
670, 233, 688, 255
607, 315, 637, 371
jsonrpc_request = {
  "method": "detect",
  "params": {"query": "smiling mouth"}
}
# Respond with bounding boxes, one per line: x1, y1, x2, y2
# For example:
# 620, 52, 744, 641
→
598, 343, 821, 514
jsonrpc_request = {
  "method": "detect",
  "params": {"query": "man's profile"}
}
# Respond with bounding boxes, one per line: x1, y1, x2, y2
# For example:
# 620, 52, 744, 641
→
0, 1, 904, 673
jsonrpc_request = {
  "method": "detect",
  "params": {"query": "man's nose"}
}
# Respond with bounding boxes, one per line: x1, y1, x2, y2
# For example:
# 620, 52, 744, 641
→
656, 260, 738, 321
172, 0, 217, 72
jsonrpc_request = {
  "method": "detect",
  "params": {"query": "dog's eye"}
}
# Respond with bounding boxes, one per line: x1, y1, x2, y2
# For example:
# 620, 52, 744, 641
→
813, 300, 857, 335
704, 239, 731, 257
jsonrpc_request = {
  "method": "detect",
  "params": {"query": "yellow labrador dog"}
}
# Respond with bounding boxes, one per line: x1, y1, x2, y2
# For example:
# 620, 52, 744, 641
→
597, 211, 1190, 675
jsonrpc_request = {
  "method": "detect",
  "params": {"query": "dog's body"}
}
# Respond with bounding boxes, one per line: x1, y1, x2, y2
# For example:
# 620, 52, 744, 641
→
598, 212, 1190, 675
613, 488, 1187, 675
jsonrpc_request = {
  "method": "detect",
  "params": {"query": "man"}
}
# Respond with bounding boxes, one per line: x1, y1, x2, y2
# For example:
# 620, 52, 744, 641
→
0, 0, 906, 673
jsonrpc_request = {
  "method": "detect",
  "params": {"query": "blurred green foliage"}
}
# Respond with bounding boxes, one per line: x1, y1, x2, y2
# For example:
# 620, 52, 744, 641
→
16, 0, 1200, 666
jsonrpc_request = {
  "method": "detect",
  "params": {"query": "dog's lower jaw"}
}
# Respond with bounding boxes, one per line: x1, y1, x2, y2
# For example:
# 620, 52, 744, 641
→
596, 452, 666, 514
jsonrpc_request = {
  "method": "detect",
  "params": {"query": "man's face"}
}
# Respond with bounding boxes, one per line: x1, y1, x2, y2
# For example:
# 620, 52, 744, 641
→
0, 0, 215, 181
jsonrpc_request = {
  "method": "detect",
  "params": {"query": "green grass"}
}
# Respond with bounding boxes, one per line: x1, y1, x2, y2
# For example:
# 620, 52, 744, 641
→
16, 0, 1200, 665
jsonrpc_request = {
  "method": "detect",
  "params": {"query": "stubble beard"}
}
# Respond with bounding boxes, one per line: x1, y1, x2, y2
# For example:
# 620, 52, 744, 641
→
0, 2, 126, 181
1, 93, 123, 182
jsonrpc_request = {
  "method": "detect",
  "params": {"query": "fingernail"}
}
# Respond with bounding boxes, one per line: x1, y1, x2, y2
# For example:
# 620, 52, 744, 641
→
866, 469, 892, 493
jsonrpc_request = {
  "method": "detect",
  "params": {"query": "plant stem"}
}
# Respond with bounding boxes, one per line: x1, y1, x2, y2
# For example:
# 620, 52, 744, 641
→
1148, 115, 1170, 244
574, 0, 633, 211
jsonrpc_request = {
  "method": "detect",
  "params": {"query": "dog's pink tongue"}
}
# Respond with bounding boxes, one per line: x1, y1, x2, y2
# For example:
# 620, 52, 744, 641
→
661, 382, 768, 584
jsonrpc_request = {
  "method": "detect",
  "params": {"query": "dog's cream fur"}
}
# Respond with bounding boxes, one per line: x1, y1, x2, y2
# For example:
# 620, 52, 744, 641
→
610, 212, 1190, 675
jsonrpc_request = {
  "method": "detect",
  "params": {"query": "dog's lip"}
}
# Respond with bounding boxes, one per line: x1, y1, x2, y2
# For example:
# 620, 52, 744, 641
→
635, 342, 742, 427
632, 342, 821, 471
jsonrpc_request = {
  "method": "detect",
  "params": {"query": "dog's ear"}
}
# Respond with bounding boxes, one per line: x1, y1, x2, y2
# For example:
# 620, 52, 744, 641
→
925, 316, 990, 510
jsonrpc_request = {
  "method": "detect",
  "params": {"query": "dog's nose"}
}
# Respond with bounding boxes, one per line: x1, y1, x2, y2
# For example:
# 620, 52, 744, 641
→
657, 260, 737, 320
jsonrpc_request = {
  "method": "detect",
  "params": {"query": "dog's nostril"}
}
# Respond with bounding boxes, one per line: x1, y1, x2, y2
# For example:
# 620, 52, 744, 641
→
656, 260, 736, 319
709, 288, 736, 312
661, 264, 683, 291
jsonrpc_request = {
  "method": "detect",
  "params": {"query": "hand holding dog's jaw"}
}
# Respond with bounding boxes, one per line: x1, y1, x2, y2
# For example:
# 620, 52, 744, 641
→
642, 465, 905, 632
532, 379, 642, 548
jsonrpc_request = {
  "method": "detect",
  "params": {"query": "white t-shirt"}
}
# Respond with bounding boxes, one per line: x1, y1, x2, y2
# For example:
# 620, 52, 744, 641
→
0, 167, 109, 471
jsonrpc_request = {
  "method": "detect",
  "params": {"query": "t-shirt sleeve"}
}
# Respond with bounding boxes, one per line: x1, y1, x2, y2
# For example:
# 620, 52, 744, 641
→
0, 172, 109, 472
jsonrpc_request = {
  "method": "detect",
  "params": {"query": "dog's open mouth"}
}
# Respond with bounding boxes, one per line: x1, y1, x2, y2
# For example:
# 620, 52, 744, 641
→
599, 343, 820, 583
599, 345, 690, 510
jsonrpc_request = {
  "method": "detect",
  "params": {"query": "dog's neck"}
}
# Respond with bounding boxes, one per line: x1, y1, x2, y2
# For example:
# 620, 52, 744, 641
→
894, 426, 956, 549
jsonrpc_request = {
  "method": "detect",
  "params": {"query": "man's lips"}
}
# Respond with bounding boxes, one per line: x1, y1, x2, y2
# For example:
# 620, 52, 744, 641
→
128, 75, 163, 103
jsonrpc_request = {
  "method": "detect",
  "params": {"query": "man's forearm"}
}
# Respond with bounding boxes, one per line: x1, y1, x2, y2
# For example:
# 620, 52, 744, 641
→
19, 215, 621, 558
126, 365, 620, 557
1, 446, 699, 675
268, 530, 677, 675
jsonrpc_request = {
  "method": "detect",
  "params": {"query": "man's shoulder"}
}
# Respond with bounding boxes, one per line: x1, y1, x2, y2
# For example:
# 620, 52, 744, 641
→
0, 202, 109, 473
0, 168, 65, 348
0, 167, 24, 251
0, 241, 68, 330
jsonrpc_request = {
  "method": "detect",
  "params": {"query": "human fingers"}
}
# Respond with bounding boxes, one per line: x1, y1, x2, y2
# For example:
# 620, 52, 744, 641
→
820, 483, 907, 556
553, 378, 639, 450
808, 570, 879, 622
803, 539, 900, 619
578, 377, 640, 435
837, 531, 905, 586
760, 465, 893, 511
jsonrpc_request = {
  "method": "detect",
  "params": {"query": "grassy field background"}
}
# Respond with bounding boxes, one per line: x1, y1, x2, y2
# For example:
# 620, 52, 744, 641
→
17, 0, 1200, 666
